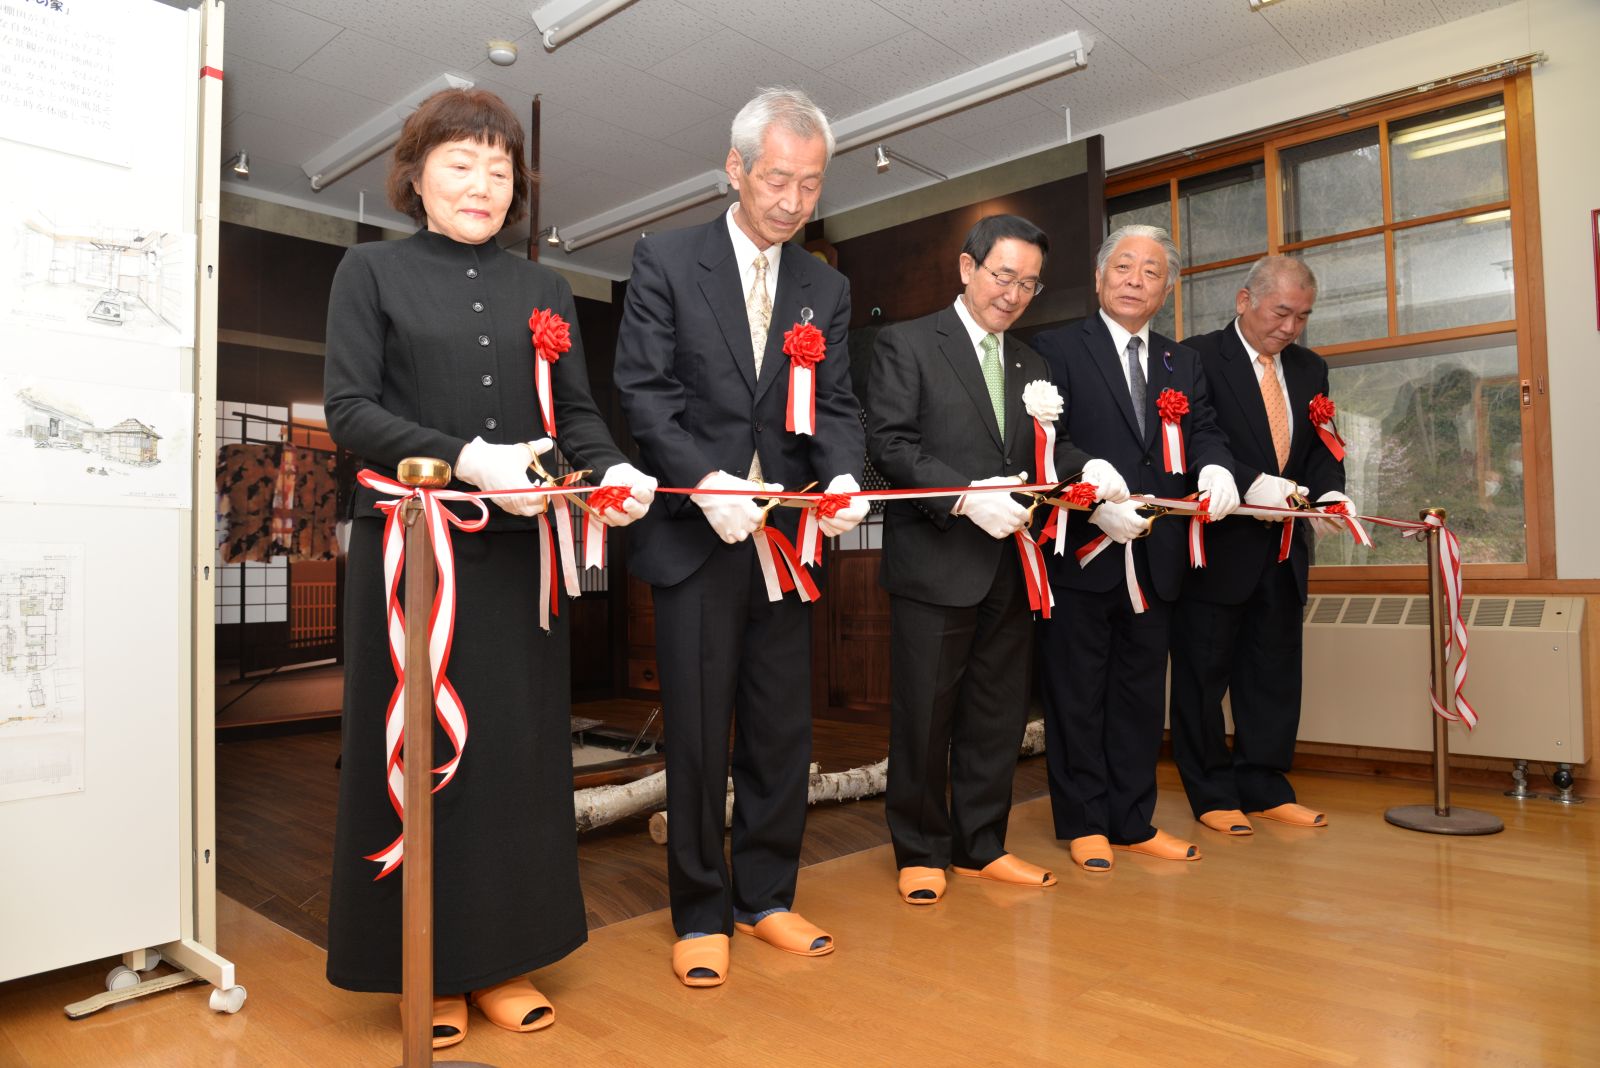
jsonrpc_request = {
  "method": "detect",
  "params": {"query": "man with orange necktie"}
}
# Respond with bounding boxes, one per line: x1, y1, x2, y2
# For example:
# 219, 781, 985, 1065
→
1168, 255, 1353, 837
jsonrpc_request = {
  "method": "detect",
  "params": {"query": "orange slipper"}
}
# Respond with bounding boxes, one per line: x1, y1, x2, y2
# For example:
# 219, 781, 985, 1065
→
734, 912, 834, 957
672, 934, 730, 988
1068, 835, 1114, 872
952, 853, 1057, 887
1198, 809, 1254, 836
897, 866, 946, 904
1253, 803, 1327, 827
398, 993, 468, 1050
471, 976, 554, 1032
1116, 829, 1202, 861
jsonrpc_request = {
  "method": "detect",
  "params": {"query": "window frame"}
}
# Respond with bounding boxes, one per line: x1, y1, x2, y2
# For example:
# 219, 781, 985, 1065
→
1105, 73, 1551, 584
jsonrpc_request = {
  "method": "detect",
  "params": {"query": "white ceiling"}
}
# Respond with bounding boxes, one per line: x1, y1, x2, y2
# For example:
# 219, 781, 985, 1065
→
220, 0, 1515, 280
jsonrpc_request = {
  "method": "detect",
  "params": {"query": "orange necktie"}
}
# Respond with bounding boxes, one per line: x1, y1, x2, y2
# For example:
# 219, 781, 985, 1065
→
1258, 352, 1290, 472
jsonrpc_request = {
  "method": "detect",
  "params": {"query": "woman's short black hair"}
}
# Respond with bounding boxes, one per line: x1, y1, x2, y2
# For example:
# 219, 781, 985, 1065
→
386, 88, 537, 228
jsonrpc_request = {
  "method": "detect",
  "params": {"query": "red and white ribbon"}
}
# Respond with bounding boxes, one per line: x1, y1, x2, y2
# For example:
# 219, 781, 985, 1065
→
1015, 530, 1053, 618
1033, 418, 1058, 484
582, 485, 633, 571
356, 471, 488, 879
529, 308, 573, 438
1188, 511, 1208, 567
753, 526, 820, 602
1075, 532, 1147, 615
1406, 513, 1477, 729
1309, 393, 1346, 462
1156, 388, 1189, 475
783, 318, 826, 436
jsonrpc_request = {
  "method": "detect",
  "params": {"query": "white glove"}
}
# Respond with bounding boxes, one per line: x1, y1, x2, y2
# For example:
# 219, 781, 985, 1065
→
596, 462, 657, 528
1244, 473, 1308, 524
1088, 498, 1149, 543
953, 474, 1028, 540
1313, 490, 1357, 532
818, 473, 869, 538
1196, 464, 1240, 520
455, 436, 550, 517
691, 470, 769, 544
1080, 458, 1130, 503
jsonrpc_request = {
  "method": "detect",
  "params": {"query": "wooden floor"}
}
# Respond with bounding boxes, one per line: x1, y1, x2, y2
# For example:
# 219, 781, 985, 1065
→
213, 706, 930, 947
4, 769, 1595, 1067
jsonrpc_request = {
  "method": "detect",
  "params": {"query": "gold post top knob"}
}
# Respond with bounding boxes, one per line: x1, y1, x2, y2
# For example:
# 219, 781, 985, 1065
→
1420, 506, 1447, 521
397, 456, 452, 488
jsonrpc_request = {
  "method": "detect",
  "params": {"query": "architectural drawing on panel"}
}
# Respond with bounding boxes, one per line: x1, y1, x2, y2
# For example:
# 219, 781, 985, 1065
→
6, 209, 194, 347
2, 377, 191, 508
0, 546, 84, 803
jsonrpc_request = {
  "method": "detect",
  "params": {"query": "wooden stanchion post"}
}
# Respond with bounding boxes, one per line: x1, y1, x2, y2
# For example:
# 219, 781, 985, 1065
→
1384, 508, 1503, 836
393, 458, 494, 1068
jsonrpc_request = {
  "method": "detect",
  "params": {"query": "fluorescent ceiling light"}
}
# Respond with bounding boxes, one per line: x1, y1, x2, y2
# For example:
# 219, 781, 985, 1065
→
531, 0, 636, 50
560, 169, 729, 252
302, 73, 473, 192
831, 31, 1089, 152
1248, 0, 1286, 10
1390, 108, 1503, 145
1406, 128, 1505, 160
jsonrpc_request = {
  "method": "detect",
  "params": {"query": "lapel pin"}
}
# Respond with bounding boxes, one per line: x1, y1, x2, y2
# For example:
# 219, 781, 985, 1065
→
1162, 350, 1173, 372
799, 306, 813, 325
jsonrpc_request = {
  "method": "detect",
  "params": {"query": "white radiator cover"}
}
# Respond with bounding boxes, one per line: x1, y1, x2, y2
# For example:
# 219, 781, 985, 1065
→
1289, 595, 1586, 763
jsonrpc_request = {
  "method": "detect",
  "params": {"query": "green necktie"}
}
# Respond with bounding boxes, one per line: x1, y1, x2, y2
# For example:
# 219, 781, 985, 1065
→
980, 333, 1005, 437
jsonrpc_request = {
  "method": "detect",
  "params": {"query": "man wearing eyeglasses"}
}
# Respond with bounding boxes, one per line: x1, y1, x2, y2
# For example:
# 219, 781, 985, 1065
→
1031, 224, 1240, 873
866, 215, 1097, 905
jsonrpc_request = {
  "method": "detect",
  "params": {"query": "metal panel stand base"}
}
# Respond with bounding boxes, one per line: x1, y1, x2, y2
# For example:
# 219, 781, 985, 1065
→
1384, 805, 1505, 835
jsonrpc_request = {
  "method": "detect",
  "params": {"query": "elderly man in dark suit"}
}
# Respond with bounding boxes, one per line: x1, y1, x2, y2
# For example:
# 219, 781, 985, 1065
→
1169, 255, 1351, 837
867, 214, 1113, 906
613, 87, 867, 989
1032, 225, 1240, 872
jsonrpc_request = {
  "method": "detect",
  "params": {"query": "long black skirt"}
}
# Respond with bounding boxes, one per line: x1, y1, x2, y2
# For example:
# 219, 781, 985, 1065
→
326, 518, 586, 994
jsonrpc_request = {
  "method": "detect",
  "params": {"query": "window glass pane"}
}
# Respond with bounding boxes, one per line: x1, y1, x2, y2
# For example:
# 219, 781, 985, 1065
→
1151, 294, 1175, 341
1322, 340, 1523, 565
1108, 185, 1170, 236
1389, 97, 1507, 221
1178, 163, 1265, 267
1180, 262, 1250, 338
1298, 235, 1387, 348
1394, 211, 1514, 334
1279, 127, 1381, 243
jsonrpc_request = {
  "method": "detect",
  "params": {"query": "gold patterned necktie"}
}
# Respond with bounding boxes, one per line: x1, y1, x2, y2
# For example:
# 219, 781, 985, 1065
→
1258, 352, 1291, 472
748, 253, 772, 375
747, 252, 773, 481
980, 333, 1005, 438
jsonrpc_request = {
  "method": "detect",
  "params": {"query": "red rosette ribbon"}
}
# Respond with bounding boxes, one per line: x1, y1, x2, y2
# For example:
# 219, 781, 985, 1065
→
1319, 499, 1373, 549
1308, 393, 1346, 462
1156, 388, 1189, 474
582, 485, 633, 571
796, 492, 852, 566
529, 308, 573, 438
783, 320, 826, 435
1045, 480, 1101, 555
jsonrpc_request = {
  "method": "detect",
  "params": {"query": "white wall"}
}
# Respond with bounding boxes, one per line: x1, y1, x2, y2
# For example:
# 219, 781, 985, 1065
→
1079, 0, 1600, 579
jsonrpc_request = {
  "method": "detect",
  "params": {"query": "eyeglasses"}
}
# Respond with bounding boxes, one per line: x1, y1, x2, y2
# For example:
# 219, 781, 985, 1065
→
980, 262, 1044, 296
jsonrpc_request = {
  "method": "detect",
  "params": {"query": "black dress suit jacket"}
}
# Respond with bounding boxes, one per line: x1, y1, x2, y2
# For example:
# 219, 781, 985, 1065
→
1032, 312, 1232, 602
614, 217, 864, 588
867, 305, 1091, 608
324, 228, 625, 530
1182, 321, 1345, 605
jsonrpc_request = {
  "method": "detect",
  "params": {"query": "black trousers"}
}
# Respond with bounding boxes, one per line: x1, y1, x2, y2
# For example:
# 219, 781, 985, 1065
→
1169, 560, 1303, 816
651, 542, 813, 938
885, 551, 1032, 871
1037, 555, 1173, 845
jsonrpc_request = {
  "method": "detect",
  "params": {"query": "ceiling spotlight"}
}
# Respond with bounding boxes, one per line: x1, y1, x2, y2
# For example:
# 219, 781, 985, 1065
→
226, 151, 249, 178
487, 40, 518, 66
874, 146, 947, 182
542, 225, 562, 247
874, 145, 889, 173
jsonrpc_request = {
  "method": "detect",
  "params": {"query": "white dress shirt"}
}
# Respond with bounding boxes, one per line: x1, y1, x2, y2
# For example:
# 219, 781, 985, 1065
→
1233, 318, 1294, 445
952, 296, 1003, 367
1099, 309, 1151, 394
726, 204, 779, 316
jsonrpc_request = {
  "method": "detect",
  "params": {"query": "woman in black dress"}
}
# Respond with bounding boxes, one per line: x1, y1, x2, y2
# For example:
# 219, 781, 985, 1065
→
322, 87, 655, 1049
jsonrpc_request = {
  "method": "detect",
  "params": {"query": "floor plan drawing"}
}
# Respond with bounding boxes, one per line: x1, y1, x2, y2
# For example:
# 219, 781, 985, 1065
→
0, 544, 84, 804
